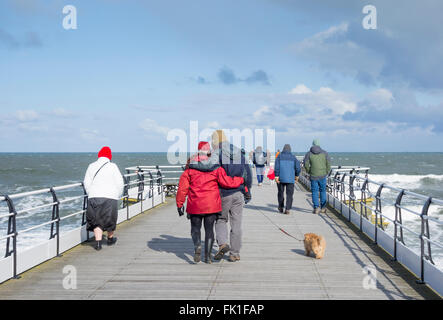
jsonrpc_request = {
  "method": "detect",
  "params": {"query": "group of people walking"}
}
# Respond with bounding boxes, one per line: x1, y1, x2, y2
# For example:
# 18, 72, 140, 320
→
176, 130, 252, 263
272, 139, 331, 215
82, 132, 331, 264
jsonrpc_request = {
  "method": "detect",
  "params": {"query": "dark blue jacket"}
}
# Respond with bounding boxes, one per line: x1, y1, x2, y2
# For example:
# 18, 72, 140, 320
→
214, 142, 252, 197
275, 151, 301, 184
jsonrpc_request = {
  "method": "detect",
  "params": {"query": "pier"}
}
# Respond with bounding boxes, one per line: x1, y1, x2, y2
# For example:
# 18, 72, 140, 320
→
0, 177, 439, 299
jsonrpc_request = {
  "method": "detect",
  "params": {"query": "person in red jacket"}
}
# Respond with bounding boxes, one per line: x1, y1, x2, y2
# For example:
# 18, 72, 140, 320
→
176, 141, 245, 264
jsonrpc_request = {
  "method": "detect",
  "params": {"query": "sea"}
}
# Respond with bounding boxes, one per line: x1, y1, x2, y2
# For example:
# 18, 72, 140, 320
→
0, 152, 442, 268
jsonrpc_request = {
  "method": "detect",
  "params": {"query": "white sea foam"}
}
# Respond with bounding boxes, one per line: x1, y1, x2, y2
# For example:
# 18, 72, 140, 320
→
380, 205, 443, 223
369, 174, 443, 191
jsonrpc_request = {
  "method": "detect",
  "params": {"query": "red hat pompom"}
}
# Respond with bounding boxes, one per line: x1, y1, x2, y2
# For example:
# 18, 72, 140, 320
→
98, 146, 112, 160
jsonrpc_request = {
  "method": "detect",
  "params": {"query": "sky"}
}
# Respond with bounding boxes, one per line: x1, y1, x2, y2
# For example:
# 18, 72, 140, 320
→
1, 0, 443, 152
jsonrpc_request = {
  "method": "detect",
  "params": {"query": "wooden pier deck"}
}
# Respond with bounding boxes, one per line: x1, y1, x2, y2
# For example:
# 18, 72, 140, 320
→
0, 181, 439, 300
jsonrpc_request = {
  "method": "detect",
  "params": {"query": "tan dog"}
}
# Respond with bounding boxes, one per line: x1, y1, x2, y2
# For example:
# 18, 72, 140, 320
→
303, 233, 326, 259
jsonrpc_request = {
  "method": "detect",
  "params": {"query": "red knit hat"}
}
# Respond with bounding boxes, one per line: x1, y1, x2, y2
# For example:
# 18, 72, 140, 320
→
98, 146, 112, 160
198, 141, 210, 155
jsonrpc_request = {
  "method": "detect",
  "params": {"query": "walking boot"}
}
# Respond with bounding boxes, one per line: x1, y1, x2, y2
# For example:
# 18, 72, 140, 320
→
204, 239, 214, 264
284, 210, 290, 215
278, 207, 284, 213
194, 245, 202, 263
94, 240, 102, 251
214, 244, 230, 261
107, 237, 117, 246
314, 207, 321, 214
228, 254, 240, 262
320, 207, 327, 213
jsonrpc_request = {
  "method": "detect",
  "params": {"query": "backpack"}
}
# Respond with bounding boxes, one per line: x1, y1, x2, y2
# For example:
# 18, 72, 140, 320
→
254, 152, 266, 166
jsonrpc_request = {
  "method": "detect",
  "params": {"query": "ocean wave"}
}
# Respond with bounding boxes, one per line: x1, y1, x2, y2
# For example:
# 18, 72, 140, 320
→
381, 204, 443, 223
369, 174, 443, 193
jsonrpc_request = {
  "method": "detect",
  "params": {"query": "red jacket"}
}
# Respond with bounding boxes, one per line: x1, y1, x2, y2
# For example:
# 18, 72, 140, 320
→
176, 156, 244, 214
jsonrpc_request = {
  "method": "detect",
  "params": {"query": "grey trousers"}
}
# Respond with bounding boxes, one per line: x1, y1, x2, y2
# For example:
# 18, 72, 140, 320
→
215, 191, 244, 256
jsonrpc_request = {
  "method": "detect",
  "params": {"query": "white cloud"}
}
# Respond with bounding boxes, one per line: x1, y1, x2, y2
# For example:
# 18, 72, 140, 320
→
51, 108, 75, 118
18, 123, 48, 132
80, 129, 107, 142
15, 110, 39, 122
365, 88, 394, 111
139, 118, 170, 136
291, 22, 384, 85
205, 121, 221, 129
289, 84, 312, 94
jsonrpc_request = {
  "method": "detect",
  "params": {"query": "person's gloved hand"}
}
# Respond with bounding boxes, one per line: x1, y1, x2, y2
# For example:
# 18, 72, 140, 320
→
177, 206, 185, 217
244, 186, 252, 204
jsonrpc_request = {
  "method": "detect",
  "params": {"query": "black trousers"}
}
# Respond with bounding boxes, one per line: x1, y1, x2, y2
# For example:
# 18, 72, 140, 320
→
190, 213, 217, 248
277, 183, 295, 210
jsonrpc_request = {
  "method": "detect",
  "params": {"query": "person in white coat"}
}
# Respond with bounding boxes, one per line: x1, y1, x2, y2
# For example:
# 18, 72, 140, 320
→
83, 146, 124, 250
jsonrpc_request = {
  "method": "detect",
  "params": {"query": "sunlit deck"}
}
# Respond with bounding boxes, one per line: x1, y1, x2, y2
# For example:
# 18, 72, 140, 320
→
0, 180, 439, 299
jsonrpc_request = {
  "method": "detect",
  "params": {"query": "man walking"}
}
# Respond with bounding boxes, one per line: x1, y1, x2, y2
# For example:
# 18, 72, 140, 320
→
211, 130, 252, 262
303, 139, 331, 214
274, 144, 301, 214
252, 146, 267, 186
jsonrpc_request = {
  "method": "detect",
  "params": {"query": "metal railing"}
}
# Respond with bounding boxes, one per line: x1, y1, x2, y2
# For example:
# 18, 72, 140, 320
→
125, 165, 184, 196
299, 165, 443, 286
0, 166, 171, 280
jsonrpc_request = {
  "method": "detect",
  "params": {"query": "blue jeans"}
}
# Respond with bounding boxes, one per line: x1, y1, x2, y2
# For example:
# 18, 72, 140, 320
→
311, 178, 327, 209
256, 166, 265, 184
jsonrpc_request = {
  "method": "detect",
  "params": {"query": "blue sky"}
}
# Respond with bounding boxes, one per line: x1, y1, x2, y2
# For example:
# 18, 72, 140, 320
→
1, 0, 443, 152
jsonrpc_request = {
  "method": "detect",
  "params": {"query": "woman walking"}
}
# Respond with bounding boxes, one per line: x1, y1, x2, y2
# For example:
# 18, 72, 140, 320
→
176, 142, 245, 263
83, 146, 124, 250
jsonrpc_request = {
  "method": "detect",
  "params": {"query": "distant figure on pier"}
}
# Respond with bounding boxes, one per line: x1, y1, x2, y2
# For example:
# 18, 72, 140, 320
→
303, 139, 331, 214
83, 146, 124, 250
253, 146, 268, 186
275, 149, 280, 159
211, 130, 252, 262
176, 141, 245, 264
274, 144, 301, 214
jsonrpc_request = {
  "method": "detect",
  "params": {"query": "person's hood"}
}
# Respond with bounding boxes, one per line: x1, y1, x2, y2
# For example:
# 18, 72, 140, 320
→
211, 141, 243, 165
310, 145, 324, 154
221, 141, 242, 160
254, 146, 263, 157
282, 144, 291, 153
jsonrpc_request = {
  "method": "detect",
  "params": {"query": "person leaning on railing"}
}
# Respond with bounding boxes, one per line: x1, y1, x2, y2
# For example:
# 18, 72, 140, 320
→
83, 146, 124, 250
303, 139, 331, 214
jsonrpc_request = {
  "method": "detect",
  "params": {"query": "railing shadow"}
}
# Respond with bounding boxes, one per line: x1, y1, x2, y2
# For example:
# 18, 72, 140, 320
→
299, 182, 437, 299
318, 206, 436, 299
244, 204, 277, 213
147, 234, 194, 264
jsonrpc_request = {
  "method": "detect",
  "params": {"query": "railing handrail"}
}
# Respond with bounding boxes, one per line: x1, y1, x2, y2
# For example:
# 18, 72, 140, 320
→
0, 166, 171, 280
299, 165, 443, 289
